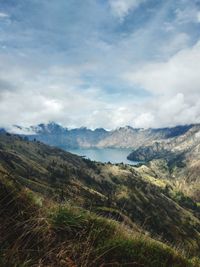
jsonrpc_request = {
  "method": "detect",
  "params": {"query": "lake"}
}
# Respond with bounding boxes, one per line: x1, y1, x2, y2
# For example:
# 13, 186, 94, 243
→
65, 147, 138, 165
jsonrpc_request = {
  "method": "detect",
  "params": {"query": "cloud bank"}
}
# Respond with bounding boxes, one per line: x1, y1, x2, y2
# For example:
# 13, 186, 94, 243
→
0, 0, 200, 129
124, 41, 200, 127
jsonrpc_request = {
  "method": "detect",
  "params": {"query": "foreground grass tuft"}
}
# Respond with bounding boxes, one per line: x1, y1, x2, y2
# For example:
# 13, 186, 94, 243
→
0, 174, 199, 266
48, 205, 198, 267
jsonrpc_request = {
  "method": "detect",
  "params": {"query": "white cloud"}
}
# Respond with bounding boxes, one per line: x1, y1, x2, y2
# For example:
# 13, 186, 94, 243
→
0, 12, 9, 18
109, 0, 145, 20
1, 40, 200, 129
0, 55, 128, 129
160, 33, 190, 55
125, 41, 200, 96
134, 112, 155, 128
0, 0, 200, 130
123, 40, 200, 127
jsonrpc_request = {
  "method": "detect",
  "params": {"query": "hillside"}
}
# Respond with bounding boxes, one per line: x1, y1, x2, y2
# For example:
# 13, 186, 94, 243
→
0, 133, 200, 266
97, 125, 194, 148
7, 122, 196, 149
1, 173, 198, 267
127, 125, 200, 202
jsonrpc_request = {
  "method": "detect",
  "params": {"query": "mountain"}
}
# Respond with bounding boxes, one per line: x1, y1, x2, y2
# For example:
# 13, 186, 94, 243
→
31, 122, 68, 134
128, 124, 200, 202
0, 132, 200, 266
10, 122, 109, 148
97, 125, 194, 148
0, 128, 6, 134
6, 122, 196, 149
128, 124, 200, 160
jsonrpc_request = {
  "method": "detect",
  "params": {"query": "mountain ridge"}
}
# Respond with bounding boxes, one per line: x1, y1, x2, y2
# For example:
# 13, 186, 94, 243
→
128, 124, 200, 202
3, 122, 198, 149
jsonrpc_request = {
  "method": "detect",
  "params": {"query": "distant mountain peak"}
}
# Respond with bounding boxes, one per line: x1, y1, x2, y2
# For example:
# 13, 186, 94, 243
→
30, 122, 67, 135
2, 122, 200, 150
94, 128, 107, 133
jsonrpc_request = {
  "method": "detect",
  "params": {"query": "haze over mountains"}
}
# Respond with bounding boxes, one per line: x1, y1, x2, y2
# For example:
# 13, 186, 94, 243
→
5, 122, 197, 149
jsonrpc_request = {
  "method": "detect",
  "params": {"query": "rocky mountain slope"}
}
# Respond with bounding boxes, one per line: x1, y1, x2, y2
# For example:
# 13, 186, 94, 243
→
7, 122, 195, 149
128, 125, 200, 202
0, 132, 200, 266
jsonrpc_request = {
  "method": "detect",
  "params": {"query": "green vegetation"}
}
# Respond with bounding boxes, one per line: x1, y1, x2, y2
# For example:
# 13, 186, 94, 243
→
0, 175, 198, 267
170, 191, 198, 210
0, 133, 200, 266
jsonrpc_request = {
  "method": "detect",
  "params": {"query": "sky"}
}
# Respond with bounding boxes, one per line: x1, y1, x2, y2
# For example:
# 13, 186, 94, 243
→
0, 0, 200, 129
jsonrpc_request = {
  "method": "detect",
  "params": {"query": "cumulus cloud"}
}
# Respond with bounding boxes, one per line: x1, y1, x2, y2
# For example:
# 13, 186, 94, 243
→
0, 0, 200, 129
125, 41, 200, 96
123, 41, 200, 127
0, 59, 105, 128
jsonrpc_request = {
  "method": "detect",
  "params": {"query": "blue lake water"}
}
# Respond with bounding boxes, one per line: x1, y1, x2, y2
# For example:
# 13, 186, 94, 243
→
65, 147, 138, 165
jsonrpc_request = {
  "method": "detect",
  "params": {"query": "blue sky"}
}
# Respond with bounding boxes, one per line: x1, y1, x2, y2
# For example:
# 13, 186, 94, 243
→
0, 0, 200, 129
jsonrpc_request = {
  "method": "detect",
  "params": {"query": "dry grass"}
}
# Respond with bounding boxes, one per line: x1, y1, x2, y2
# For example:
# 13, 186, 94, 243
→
0, 174, 199, 267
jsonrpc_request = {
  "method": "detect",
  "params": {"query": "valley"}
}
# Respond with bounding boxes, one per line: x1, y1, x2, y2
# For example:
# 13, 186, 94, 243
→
0, 131, 200, 266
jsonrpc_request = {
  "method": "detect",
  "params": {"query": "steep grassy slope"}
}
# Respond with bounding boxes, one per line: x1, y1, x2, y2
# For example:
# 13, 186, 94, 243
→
0, 170, 199, 267
127, 125, 200, 202
0, 133, 200, 263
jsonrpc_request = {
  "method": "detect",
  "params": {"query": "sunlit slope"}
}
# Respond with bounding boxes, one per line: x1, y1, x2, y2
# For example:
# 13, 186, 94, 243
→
0, 132, 200, 258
